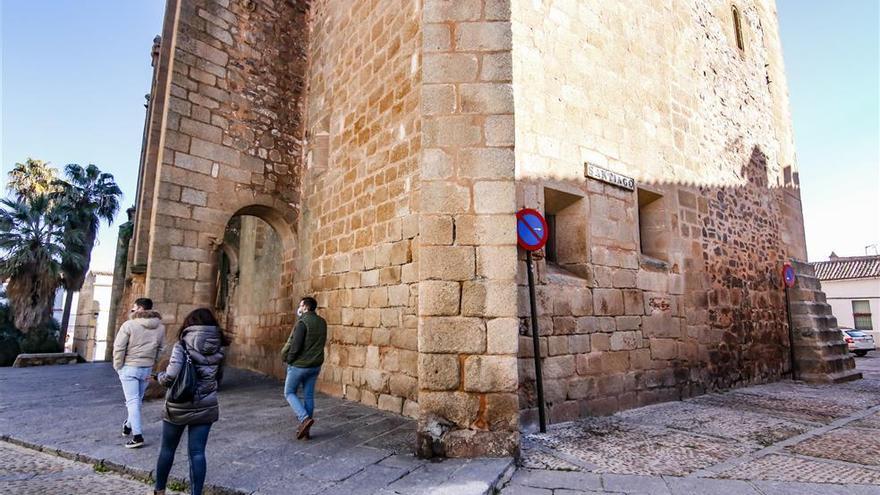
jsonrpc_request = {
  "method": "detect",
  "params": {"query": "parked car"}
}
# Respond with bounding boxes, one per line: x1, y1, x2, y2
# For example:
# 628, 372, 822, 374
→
841, 328, 875, 357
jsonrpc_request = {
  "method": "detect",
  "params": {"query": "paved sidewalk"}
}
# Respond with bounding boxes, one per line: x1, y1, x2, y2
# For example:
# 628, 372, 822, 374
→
0, 363, 512, 494
502, 355, 880, 494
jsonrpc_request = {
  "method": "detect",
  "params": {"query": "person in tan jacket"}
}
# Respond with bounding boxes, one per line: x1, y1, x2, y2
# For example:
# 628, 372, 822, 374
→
113, 297, 165, 448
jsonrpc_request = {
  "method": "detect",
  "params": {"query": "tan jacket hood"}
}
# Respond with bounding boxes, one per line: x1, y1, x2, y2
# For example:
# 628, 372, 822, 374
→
131, 310, 163, 329
113, 311, 166, 369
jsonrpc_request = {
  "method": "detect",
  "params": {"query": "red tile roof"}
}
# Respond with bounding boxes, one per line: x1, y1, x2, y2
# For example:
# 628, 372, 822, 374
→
814, 255, 880, 281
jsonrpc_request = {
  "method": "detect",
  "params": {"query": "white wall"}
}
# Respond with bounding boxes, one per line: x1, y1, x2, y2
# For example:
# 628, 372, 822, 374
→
823, 277, 880, 330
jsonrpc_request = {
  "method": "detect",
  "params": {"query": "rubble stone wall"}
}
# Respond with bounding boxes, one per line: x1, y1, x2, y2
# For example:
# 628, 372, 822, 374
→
299, 0, 423, 416
510, 0, 806, 426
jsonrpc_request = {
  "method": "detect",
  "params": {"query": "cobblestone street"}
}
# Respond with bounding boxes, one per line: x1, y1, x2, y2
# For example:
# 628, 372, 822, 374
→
502, 355, 880, 494
0, 440, 177, 494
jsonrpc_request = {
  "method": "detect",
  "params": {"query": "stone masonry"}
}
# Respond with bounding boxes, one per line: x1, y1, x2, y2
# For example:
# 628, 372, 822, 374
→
113, 0, 846, 458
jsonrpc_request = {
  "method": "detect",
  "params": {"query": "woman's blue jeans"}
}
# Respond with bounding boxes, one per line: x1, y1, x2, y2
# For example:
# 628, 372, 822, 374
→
154, 421, 212, 495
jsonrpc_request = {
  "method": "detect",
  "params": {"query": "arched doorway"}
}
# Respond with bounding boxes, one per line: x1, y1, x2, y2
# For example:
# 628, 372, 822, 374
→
216, 213, 290, 376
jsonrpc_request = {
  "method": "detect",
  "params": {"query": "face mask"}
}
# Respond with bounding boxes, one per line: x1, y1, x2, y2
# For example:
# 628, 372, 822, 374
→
297, 307, 304, 317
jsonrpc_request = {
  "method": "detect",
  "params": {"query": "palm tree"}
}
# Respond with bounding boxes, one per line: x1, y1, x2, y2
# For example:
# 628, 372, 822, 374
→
6, 159, 60, 201
55, 164, 122, 346
0, 195, 79, 333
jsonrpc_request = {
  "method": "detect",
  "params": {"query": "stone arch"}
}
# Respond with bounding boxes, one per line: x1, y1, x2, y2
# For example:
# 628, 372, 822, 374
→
214, 202, 298, 378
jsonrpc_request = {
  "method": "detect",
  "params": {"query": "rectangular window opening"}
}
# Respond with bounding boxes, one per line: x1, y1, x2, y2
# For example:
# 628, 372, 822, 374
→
542, 187, 587, 276
853, 300, 874, 330
638, 188, 669, 262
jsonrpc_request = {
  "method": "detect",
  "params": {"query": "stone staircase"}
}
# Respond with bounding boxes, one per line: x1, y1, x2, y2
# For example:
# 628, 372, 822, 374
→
787, 260, 861, 383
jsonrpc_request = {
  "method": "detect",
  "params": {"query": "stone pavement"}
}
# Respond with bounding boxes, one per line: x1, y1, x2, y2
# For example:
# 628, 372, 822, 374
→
0, 440, 181, 495
502, 354, 880, 494
0, 363, 512, 494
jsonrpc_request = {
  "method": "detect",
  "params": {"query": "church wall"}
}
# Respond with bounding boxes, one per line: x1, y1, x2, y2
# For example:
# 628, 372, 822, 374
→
510, 0, 808, 426
299, 0, 423, 417
141, 0, 310, 375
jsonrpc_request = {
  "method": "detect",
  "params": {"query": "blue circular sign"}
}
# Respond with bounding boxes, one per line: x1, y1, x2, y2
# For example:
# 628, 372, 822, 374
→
516, 209, 549, 251
782, 263, 796, 288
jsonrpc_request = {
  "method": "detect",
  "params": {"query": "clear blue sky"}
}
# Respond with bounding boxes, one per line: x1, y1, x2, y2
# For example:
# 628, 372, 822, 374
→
777, 0, 880, 260
1, 1, 878, 271
1, 1, 166, 271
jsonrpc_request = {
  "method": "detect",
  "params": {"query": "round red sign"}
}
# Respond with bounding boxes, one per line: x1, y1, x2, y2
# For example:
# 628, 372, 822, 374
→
516, 209, 549, 252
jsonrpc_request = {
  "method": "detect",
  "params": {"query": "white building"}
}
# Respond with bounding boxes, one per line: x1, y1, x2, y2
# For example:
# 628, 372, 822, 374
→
71, 271, 115, 361
814, 254, 880, 337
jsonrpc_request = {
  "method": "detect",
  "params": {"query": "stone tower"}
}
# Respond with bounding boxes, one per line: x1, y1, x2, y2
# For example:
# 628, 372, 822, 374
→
113, 0, 856, 458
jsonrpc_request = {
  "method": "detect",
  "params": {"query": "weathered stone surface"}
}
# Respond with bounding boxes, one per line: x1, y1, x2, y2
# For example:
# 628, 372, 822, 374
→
419, 353, 460, 390
463, 355, 518, 392
419, 317, 486, 354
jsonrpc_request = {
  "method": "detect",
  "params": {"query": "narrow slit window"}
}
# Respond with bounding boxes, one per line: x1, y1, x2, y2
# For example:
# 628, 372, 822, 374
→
545, 214, 558, 263
732, 5, 745, 51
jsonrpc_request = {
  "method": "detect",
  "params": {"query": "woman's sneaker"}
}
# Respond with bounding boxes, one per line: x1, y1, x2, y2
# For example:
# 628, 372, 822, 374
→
125, 435, 144, 449
122, 422, 131, 436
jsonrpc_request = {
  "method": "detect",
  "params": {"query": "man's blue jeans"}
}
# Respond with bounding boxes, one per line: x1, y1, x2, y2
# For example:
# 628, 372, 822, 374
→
284, 365, 320, 422
117, 365, 151, 435
155, 421, 212, 495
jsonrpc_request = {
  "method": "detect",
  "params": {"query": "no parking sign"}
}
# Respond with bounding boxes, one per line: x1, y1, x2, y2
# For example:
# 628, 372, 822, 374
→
782, 263, 796, 288
516, 208, 549, 252
517, 208, 549, 432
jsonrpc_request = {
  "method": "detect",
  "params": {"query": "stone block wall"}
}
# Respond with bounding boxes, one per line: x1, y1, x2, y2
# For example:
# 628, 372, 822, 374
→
140, 0, 309, 371
298, 0, 423, 417
511, 0, 807, 426
416, 0, 521, 457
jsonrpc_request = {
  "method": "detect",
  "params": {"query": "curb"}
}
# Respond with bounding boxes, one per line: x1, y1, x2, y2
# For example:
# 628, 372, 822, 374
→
490, 459, 517, 494
1, 434, 515, 495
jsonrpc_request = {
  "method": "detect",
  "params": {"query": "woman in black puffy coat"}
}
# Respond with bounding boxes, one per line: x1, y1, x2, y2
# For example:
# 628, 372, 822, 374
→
152, 308, 228, 495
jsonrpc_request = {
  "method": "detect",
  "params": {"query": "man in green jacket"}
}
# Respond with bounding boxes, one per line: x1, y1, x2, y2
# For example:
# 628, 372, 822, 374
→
282, 296, 327, 440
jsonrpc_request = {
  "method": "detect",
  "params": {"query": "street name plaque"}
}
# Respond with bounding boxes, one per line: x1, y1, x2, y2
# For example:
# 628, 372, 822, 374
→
584, 162, 635, 191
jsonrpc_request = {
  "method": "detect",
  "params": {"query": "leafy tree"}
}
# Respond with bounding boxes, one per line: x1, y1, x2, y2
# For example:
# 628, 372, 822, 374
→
6, 158, 60, 201
55, 164, 122, 345
0, 286, 22, 366
0, 195, 80, 332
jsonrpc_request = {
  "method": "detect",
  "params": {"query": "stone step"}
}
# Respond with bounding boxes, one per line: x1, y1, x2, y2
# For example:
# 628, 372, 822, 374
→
785, 258, 858, 384
798, 368, 862, 384
795, 276, 822, 291
795, 355, 857, 377
794, 341, 849, 357
790, 259, 817, 276
789, 301, 832, 316
792, 314, 837, 332
788, 289, 827, 304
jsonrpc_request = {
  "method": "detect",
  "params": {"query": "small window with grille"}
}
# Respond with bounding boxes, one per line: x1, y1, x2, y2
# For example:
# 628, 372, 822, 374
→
852, 300, 874, 330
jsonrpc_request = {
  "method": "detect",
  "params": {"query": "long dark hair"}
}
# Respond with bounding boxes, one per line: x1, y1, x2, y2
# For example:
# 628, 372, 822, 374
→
178, 308, 230, 345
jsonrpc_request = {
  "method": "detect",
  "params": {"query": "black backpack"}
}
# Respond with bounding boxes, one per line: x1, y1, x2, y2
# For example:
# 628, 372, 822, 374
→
167, 340, 197, 403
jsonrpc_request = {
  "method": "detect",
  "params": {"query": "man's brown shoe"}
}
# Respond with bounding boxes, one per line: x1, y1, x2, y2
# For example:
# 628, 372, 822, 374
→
297, 417, 314, 440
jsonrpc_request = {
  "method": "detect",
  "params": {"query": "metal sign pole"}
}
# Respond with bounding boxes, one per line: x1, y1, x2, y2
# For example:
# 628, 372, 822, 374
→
525, 250, 547, 433
785, 285, 797, 380
782, 263, 798, 381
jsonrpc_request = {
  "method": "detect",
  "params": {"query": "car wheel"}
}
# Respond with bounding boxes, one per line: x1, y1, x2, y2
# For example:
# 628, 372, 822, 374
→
854, 350, 868, 357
